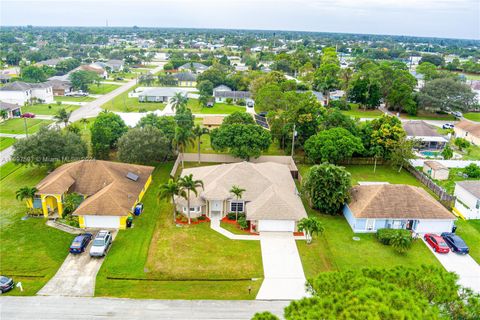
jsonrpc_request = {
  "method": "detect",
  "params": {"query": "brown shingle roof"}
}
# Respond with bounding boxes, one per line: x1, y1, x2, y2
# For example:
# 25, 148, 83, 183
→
403, 121, 441, 137
424, 161, 448, 171
203, 116, 224, 126
457, 181, 480, 199
456, 120, 480, 138
348, 184, 455, 220
36, 160, 154, 216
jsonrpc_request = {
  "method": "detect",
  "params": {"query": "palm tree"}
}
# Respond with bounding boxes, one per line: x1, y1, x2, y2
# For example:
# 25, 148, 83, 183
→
158, 178, 185, 224
170, 92, 188, 112
0, 109, 8, 121
173, 127, 195, 168
192, 125, 209, 164
297, 217, 325, 244
229, 185, 246, 220
54, 108, 71, 127
16, 186, 38, 208
79, 118, 89, 130
179, 174, 204, 225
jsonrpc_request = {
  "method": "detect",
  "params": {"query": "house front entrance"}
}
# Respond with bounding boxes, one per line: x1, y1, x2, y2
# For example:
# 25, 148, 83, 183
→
209, 200, 223, 219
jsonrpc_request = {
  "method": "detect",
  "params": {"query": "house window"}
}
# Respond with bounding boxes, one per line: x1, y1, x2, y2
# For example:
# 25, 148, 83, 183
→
230, 201, 244, 213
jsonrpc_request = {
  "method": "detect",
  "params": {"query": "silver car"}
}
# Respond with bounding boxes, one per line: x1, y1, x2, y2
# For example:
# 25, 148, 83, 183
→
89, 230, 112, 257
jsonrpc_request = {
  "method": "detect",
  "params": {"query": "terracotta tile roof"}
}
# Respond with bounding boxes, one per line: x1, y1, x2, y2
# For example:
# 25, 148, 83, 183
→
456, 120, 480, 138
36, 160, 154, 216
348, 184, 455, 220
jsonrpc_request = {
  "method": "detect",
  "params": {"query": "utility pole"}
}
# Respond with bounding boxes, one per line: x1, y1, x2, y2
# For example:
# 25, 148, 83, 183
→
291, 123, 296, 157
23, 117, 28, 137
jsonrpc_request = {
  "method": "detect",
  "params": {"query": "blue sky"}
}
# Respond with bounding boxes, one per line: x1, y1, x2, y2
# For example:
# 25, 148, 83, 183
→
1, 0, 479, 40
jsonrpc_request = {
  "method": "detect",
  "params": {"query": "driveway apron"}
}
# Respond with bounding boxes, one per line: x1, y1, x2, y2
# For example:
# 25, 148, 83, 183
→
256, 232, 308, 300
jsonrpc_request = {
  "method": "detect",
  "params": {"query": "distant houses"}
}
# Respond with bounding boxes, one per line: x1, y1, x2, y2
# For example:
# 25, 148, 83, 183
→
138, 88, 187, 103
46, 79, 74, 96
0, 101, 22, 119
72, 64, 108, 79
173, 72, 197, 87
403, 120, 448, 151
93, 60, 125, 72
213, 85, 251, 103
0, 81, 54, 105
178, 62, 209, 74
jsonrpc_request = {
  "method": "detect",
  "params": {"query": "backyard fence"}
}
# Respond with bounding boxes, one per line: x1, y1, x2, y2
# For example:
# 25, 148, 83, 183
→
404, 164, 455, 205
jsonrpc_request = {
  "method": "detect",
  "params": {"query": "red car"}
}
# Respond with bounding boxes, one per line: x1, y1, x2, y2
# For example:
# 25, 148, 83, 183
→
424, 234, 450, 253
21, 113, 35, 118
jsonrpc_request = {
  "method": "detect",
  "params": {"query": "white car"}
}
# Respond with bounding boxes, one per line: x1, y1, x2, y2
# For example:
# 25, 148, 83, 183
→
89, 230, 112, 257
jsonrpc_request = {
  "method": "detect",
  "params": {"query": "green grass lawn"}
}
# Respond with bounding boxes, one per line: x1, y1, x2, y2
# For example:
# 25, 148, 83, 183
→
101, 86, 165, 112
461, 145, 480, 161
0, 118, 52, 134
187, 99, 247, 114
88, 83, 121, 95
54, 96, 95, 102
341, 104, 383, 119
96, 162, 263, 300
464, 112, 480, 122
0, 137, 15, 151
0, 163, 72, 295
455, 220, 480, 264
22, 103, 79, 115
220, 221, 252, 235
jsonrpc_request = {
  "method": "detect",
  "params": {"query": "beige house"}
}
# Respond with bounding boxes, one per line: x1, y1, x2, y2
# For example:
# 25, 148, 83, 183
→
423, 161, 449, 180
202, 116, 224, 129
455, 120, 480, 145
176, 162, 307, 232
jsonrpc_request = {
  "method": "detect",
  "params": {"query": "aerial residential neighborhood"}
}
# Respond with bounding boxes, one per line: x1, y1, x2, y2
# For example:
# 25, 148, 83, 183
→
0, 1, 479, 319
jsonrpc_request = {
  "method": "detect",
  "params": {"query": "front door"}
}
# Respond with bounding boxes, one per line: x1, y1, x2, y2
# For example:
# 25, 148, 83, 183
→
210, 200, 223, 218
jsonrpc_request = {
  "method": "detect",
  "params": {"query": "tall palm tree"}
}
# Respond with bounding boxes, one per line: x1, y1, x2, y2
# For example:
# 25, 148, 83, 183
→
16, 186, 38, 208
173, 127, 195, 168
79, 118, 89, 130
0, 109, 8, 121
297, 217, 325, 244
54, 108, 71, 127
158, 178, 185, 224
179, 174, 204, 225
192, 125, 209, 164
229, 185, 246, 220
170, 92, 188, 112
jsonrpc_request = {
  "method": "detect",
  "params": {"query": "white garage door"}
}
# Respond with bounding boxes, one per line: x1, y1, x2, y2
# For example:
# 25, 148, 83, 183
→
415, 219, 454, 234
84, 215, 120, 229
258, 220, 295, 232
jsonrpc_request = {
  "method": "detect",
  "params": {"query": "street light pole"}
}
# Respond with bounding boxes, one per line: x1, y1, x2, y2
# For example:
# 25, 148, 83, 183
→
291, 123, 296, 157
23, 117, 28, 137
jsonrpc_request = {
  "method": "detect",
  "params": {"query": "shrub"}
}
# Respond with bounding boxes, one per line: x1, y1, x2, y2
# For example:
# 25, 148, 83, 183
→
464, 163, 480, 178
391, 231, 413, 253
377, 228, 411, 246
198, 215, 206, 221
227, 212, 237, 220
225, 97, 233, 105
236, 99, 246, 106
238, 216, 248, 229
328, 99, 350, 110
454, 138, 470, 151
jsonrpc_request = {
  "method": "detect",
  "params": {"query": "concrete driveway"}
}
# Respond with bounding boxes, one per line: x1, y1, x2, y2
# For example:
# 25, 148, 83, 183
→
37, 231, 117, 297
256, 232, 308, 300
422, 238, 480, 293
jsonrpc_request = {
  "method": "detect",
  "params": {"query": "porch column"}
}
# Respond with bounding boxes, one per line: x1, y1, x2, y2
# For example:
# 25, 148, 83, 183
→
55, 195, 64, 218
40, 195, 48, 217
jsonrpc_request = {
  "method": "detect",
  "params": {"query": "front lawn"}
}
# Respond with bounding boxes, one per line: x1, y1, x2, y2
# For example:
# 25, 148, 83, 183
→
54, 96, 95, 103
101, 86, 165, 112
88, 83, 121, 95
455, 220, 480, 264
0, 163, 72, 295
341, 104, 383, 119
22, 103, 79, 115
0, 137, 15, 151
464, 112, 480, 122
0, 118, 52, 134
96, 162, 263, 300
460, 145, 480, 161
187, 99, 247, 114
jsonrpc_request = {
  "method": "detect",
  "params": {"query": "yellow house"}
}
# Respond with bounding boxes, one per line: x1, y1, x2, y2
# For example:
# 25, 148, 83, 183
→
174, 71, 197, 87
35, 160, 154, 229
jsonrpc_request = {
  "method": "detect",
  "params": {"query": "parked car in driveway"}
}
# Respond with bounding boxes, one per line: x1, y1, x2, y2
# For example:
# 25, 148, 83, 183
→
0, 276, 14, 294
89, 230, 112, 257
69, 233, 93, 254
441, 232, 470, 254
442, 123, 454, 129
424, 233, 450, 253
452, 111, 463, 118
21, 113, 35, 118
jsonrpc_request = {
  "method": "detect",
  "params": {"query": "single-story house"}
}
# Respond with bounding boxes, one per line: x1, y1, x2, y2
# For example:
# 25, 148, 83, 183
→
343, 184, 456, 234
0, 81, 54, 105
214, 89, 251, 103
138, 88, 187, 103
36, 58, 65, 68
423, 161, 449, 180
403, 120, 448, 150
72, 64, 108, 79
105, 59, 125, 72
454, 120, 480, 145
178, 62, 209, 74
203, 115, 224, 129
0, 101, 22, 119
46, 79, 73, 96
176, 162, 307, 232
213, 85, 232, 96
454, 181, 480, 220
173, 72, 197, 87
34, 160, 154, 229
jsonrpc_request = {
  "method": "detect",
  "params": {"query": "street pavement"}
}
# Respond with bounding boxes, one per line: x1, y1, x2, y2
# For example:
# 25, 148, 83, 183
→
0, 296, 289, 320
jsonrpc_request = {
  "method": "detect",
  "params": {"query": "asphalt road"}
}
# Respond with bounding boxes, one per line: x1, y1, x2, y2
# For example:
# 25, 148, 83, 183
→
0, 296, 289, 320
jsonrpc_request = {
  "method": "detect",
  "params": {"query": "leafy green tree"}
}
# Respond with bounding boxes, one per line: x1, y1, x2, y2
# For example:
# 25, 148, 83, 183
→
158, 178, 185, 223
173, 127, 195, 167
419, 54, 445, 67
416, 62, 438, 80
53, 108, 72, 127
197, 80, 214, 96
417, 78, 476, 113
390, 136, 417, 172
13, 126, 87, 168
196, 64, 228, 87
361, 115, 406, 160
254, 84, 285, 112
55, 58, 80, 74
15, 186, 38, 208
313, 48, 340, 103
304, 128, 364, 164
6, 52, 21, 65
192, 125, 209, 163
390, 231, 413, 253
223, 111, 255, 125
0, 109, 8, 120
297, 217, 324, 244
464, 163, 480, 178
137, 114, 176, 142
454, 137, 470, 151
229, 185, 246, 220
90, 111, 128, 159
63, 193, 84, 215
301, 164, 351, 215
179, 174, 204, 224
348, 75, 382, 108
117, 127, 170, 164
21, 65, 48, 82
441, 144, 453, 160
319, 108, 358, 134
210, 124, 272, 161
69, 70, 99, 92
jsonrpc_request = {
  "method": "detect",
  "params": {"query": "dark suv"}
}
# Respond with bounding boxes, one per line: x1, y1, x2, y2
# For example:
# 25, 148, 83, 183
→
0, 276, 14, 294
